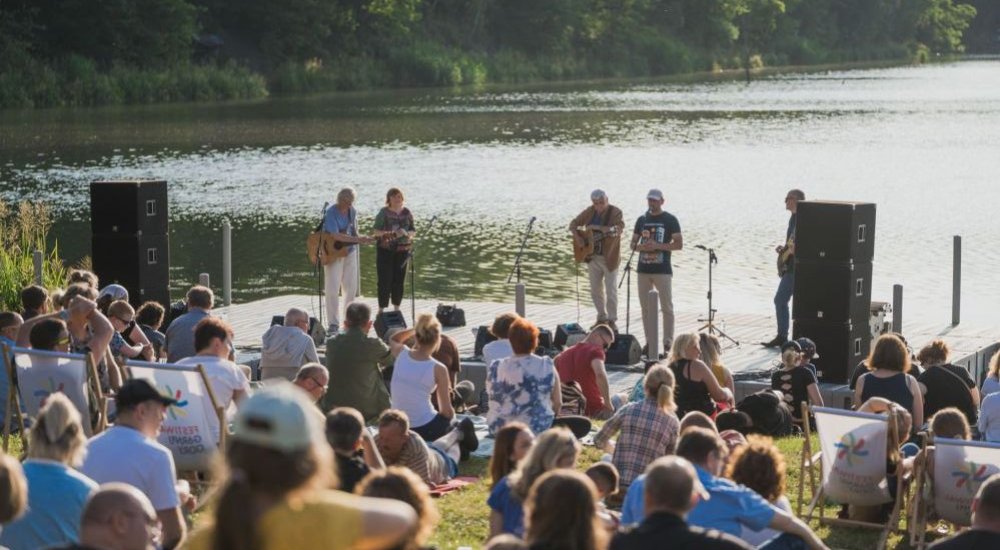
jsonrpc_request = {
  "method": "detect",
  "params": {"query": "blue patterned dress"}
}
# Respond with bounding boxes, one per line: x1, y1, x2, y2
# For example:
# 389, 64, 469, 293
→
487, 354, 556, 436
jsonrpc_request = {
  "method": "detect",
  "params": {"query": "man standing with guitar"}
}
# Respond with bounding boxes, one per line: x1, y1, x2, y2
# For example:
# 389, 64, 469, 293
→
570, 189, 625, 330
323, 187, 375, 334
762, 188, 805, 347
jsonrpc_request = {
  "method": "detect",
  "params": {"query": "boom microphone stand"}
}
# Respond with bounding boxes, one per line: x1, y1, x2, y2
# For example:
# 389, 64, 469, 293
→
507, 217, 536, 285
695, 245, 739, 346
407, 215, 437, 324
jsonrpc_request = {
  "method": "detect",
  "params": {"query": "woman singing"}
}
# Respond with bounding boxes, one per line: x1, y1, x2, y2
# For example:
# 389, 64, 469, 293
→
373, 188, 415, 313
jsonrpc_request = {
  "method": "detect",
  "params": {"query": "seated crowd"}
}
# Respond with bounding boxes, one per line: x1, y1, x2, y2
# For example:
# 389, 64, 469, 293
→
1, 273, 999, 550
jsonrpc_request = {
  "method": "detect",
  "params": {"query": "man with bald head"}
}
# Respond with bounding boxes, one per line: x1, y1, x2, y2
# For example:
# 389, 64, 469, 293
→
293, 363, 330, 404
260, 307, 320, 378
51, 483, 158, 550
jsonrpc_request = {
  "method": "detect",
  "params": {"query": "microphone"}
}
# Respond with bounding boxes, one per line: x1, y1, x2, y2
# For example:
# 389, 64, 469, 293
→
429, 215, 438, 224
529, 216, 537, 224
695, 245, 707, 251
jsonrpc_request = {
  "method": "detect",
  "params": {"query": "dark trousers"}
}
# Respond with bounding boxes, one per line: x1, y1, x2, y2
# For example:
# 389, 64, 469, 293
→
774, 271, 794, 338
376, 247, 409, 309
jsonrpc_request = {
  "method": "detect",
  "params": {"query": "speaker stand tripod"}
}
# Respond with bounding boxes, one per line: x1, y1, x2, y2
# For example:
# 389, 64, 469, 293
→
695, 245, 739, 347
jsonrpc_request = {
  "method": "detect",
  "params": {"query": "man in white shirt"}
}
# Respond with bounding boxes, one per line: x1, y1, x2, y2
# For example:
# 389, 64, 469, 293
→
177, 317, 251, 441
81, 379, 186, 549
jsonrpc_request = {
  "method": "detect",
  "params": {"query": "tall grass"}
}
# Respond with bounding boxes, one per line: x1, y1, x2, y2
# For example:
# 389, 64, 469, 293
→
0, 201, 69, 311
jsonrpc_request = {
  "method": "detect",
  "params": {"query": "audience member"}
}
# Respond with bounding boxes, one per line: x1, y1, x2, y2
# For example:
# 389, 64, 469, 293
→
432, 332, 472, 410
177, 317, 250, 442
186, 383, 415, 549
855, 334, 924, 434
67, 269, 98, 290
20, 285, 48, 320
50, 483, 159, 550
375, 409, 475, 487
489, 427, 579, 538
795, 337, 819, 377
135, 301, 166, 361
849, 397, 915, 517
928, 473, 1000, 549
486, 318, 561, 436
850, 332, 921, 390
107, 300, 154, 362
488, 422, 535, 488
737, 390, 795, 437
594, 363, 680, 492
667, 333, 734, 418
725, 435, 792, 547
980, 387, 1000, 442
0, 453, 27, 527
611, 456, 752, 550
715, 410, 753, 435
679, 411, 718, 435
390, 314, 457, 441
260, 307, 320, 373
700, 332, 735, 399
80, 379, 186, 549
917, 339, 979, 426
586, 462, 622, 530
325, 407, 385, 494
983, 350, 1000, 397
484, 534, 527, 550
0, 312, 22, 427
293, 363, 330, 404
555, 324, 620, 419
357, 466, 440, 550
482, 313, 518, 367
525, 470, 607, 550
164, 285, 214, 363
322, 303, 399, 422
96, 285, 128, 316
0, 394, 97, 549
770, 340, 823, 422
913, 408, 971, 483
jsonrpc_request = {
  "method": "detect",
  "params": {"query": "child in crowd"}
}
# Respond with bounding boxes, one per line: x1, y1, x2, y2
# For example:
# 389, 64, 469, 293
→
488, 422, 534, 488
585, 462, 621, 531
325, 407, 385, 494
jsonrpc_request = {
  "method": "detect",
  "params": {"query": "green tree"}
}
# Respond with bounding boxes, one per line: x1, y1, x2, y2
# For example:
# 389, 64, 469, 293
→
915, 0, 977, 52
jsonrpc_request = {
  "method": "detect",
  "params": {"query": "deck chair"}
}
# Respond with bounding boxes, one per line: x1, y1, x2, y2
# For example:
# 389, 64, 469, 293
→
799, 404, 908, 550
909, 437, 1000, 549
126, 360, 226, 475
2, 345, 108, 451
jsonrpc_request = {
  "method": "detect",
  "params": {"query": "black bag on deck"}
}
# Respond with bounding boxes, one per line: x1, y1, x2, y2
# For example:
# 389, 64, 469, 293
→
737, 390, 794, 437
436, 304, 466, 327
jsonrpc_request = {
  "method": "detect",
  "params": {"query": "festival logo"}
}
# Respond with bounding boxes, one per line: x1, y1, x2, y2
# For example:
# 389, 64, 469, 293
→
34, 377, 65, 407
952, 461, 991, 494
835, 433, 869, 467
164, 385, 189, 420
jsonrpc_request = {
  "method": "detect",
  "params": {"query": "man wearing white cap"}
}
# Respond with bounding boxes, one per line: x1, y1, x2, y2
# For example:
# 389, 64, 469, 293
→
631, 189, 683, 357
570, 189, 625, 330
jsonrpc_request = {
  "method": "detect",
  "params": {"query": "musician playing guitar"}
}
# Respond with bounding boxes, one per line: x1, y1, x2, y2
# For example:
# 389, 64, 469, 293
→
569, 189, 625, 331
322, 187, 375, 334
762, 189, 805, 348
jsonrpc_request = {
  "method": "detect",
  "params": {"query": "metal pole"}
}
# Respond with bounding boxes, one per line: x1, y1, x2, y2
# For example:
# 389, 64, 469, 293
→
515, 283, 526, 318
32, 250, 43, 285
199, 273, 210, 288
222, 220, 232, 306
952, 235, 961, 326
647, 288, 660, 359
892, 284, 903, 334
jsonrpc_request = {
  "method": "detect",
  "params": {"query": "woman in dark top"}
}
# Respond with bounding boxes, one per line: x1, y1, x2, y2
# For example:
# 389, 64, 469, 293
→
373, 187, 415, 314
849, 332, 922, 390
770, 340, 823, 420
854, 334, 924, 432
916, 339, 979, 425
666, 333, 733, 418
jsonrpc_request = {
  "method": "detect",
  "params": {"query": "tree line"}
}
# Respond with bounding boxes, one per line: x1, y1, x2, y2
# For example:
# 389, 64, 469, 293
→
0, 0, 987, 108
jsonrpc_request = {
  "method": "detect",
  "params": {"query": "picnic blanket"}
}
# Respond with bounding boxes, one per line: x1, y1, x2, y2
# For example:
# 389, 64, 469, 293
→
429, 476, 479, 497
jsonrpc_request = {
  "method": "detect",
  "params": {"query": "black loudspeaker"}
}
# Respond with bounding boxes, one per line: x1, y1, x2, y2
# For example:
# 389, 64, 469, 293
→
91, 233, 170, 307
554, 323, 587, 349
535, 329, 555, 356
795, 201, 876, 263
793, 316, 872, 384
374, 310, 407, 341
90, 180, 169, 235
792, 261, 873, 323
475, 326, 497, 358
606, 333, 642, 365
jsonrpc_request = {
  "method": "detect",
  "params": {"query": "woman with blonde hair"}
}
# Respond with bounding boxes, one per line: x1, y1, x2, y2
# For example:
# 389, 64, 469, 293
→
0, 393, 98, 549
390, 314, 459, 442
770, 340, 823, 422
356, 467, 439, 550
488, 427, 580, 538
982, 350, 1000, 397
525, 470, 607, 550
667, 333, 733, 418
699, 332, 735, 398
594, 364, 681, 491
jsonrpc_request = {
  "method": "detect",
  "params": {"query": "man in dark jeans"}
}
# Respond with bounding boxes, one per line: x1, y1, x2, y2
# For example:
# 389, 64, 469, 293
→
929, 474, 1000, 549
763, 189, 804, 348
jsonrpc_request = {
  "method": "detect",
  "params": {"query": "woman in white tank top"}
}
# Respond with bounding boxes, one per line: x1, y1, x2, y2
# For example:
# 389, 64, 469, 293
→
390, 314, 455, 441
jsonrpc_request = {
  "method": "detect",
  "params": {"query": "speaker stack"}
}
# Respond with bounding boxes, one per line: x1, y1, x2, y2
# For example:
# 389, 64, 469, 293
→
792, 201, 876, 384
90, 181, 170, 309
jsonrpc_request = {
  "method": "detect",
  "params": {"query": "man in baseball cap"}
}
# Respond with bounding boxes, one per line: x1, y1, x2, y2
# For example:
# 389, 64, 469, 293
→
796, 337, 819, 377
631, 188, 683, 359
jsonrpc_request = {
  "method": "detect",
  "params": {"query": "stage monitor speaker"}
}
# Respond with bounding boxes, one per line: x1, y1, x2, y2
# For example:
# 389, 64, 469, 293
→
795, 201, 876, 263
606, 333, 642, 366
554, 323, 587, 349
475, 326, 498, 358
91, 233, 170, 308
793, 316, 872, 384
374, 310, 407, 342
90, 180, 169, 235
792, 261, 873, 323
535, 329, 555, 356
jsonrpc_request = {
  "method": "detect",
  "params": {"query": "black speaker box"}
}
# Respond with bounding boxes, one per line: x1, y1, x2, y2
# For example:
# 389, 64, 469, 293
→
271, 315, 321, 334
90, 180, 169, 235
374, 310, 407, 341
554, 323, 587, 349
475, 326, 497, 357
792, 260, 873, 323
535, 329, 554, 356
793, 316, 872, 384
91, 233, 170, 308
606, 333, 642, 365
795, 201, 876, 263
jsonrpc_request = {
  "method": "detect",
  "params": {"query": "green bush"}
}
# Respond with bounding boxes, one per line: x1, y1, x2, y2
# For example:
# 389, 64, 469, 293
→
0, 201, 69, 312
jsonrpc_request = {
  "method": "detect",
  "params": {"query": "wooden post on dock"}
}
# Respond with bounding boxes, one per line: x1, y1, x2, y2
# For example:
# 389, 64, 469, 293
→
199, 273, 210, 288
952, 235, 961, 326
515, 283, 526, 318
892, 284, 903, 334
222, 220, 232, 306
32, 250, 43, 285
647, 288, 659, 359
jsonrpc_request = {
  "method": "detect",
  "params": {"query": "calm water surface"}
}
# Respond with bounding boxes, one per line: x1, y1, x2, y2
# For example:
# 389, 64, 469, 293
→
2, 61, 999, 325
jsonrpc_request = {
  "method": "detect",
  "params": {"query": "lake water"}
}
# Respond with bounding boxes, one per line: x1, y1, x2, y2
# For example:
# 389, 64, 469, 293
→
2, 60, 999, 326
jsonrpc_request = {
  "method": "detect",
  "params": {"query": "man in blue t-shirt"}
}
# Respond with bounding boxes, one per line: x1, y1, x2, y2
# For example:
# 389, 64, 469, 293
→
763, 189, 805, 348
631, 188, 682, 357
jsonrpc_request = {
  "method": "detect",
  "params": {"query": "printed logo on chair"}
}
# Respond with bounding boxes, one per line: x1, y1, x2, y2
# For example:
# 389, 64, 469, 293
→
814, 409, 892, 506
934, 439, 1000, 526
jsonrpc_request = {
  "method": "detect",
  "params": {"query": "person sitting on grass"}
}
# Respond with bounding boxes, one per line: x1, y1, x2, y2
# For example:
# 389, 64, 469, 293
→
928, 473, 1000, 549
770, 340, 823, 423
293, 363, 330, 405
356, 467, 440, 550
524, 470, 608, 550
725, 435, 792, 548
20, 284, 49, 320
488, 427, 580, 538
325, 407, 385, 494
488, 422, 535, 489
554, 323, 619, 420
49, 483, 159, 550
586, 461, 622, 531
106, 300, 154, 362
700, 332, 735, 405
374, 409, 476, 488
667, 333, 734, 419
482, 312, 519, 368
389, 314, 459, 442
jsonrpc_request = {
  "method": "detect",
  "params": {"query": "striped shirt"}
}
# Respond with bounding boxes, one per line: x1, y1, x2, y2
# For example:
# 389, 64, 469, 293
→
377, 431, 448, 486
594, 398, 680, 489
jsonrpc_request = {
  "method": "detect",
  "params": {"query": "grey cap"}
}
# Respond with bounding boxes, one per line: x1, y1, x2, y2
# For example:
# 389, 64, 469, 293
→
591, 189, 607, 200
647, 189, 664, 201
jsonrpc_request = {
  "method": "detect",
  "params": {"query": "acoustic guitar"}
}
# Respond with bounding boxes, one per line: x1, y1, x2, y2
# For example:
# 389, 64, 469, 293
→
572, 226, 618, 263
776, 235, 795, 277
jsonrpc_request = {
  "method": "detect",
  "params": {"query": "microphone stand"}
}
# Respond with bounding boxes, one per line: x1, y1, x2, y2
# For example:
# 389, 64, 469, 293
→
695, 245, 739, 346
408, 215, 437, 324
618, 242, 638, 335
507, 217, 536, 284
314, 202, 329, 329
